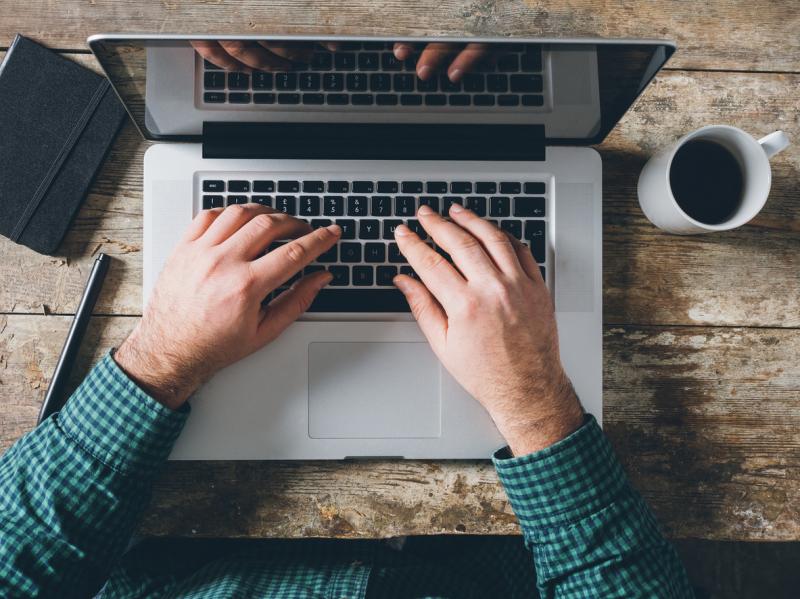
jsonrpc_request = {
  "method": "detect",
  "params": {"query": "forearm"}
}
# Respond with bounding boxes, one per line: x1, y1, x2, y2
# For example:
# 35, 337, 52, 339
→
495, 416, 694, 598
0, 353, 188, 598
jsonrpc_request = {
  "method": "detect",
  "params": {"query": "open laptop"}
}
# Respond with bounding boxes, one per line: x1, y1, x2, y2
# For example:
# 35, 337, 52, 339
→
88, 35, 674, 460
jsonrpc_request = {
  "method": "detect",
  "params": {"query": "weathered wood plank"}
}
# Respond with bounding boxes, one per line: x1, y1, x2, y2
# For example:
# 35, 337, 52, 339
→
1, 0, 799, 72
2, 314, 798, 540
1, 65, 796, 327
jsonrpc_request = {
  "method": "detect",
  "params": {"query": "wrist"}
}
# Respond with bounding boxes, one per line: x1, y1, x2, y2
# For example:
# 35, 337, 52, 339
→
492, 374, 584, 456
114, 331, 197, 410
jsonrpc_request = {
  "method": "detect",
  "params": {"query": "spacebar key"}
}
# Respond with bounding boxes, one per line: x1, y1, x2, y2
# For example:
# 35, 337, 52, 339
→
308, 289, 410, 312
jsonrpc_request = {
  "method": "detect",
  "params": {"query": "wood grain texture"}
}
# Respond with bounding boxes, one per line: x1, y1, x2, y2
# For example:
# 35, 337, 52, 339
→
2, 315, 798, 540
0, 63, 796, 327
1, 0, 799, 72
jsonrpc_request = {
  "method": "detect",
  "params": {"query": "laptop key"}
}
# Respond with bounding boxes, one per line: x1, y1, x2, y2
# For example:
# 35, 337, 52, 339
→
524, 182, 546, 194
326, 93, 349, 105
407, 219, 427, 239
328, 266, 349, 286
377, 181, 398, 193
521, 94, 544, 106
203, 92, 226, 103
253, 72, 273, 90
426, 181, 448, 194
475, 182, 496, 194
359, 220, 380, 239
465, 196, 487, 216
500, 181, 521, 194
450, 181, 472, 194
514, 196, 546, 217
276, 196, 297, 214
252, 195, 273, 207
334, 53, 356, 70
340, 242, 362, 263
395, 196, 415, 217
323, 195, 344, 216
394, 74, 415, 92
277, 93, 301, 104
299, 195, 321, 216
253, 180, 275, 192
384, 219, 403, 239
276, 73, 297, 90
302, 93, 325, 105
352, 266, 374, 286
322, 73, 344, 91
278, 181, 300, 193
376, 266, 398, 286
228, 180, 250, 192
400, 94, 423, 106
302, 180, 325, 193
364, 243, 386, 263
227, 195, 248, 205
486, 74, 508, 92
418, 196, 440, 213
474, 94, 495, 106
359, 52, 380, 70
352, 181, 374, 193
254, 93, 276, 104
204, 71, 225, 90
203, 59, 221, 70
448, 94, 471, 106
203, 180, 225, 192
401, 181, 424, 194
498, 94, 520, 106
228, 72, 249, 90
371, 196, 392, 217
376, 93, 399, 105
490, 196, 511, 217
336, 219, 356, 239
228, 92, 251, 104
308, 289, 410, 312
351, 93, 374, 105
388, 242, 405, 263
317, 245, 338, 263
521, 47, 543, 71
500, 220, 522, 239
442, 196, 463, 216
299, 73, 321, 91
347, 195, 368, 216
425, 94, 447, 106
539, 266, 546, 281
399, 266, 418, 280
463, 74, 484, 92
327, 180, 349, 193
440, 75, 462, 92
370, 73, 391, 91
417, 77, 438, 92
497, 55, 519, 72
203, 195, 223, 209
346, 73, 368, 91
511, 74, 543, 93
310, 219, 332, 229
305, 265, 326, 275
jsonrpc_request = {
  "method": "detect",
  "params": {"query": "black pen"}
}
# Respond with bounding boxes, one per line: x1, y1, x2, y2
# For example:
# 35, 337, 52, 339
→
37, 253, 111, 424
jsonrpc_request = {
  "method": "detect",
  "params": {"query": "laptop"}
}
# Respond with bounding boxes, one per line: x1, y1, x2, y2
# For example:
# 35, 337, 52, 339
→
88, 35, 674, 459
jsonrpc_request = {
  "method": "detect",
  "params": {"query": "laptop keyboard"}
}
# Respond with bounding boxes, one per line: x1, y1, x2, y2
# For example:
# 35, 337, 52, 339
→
201, 42, 546, 109
200, 176, 548, 312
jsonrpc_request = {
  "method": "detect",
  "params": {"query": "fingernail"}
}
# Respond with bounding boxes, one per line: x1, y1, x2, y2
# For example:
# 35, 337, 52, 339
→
393, 275, 407, 289
326, 224, 342, 235
449, 202, 465, 213
418, 65, 432, 80
394, 224, 411, 236
449, 68, 462, 82
418, 205, 434, 216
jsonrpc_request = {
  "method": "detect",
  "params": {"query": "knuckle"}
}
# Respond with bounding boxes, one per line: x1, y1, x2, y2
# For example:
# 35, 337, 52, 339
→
252, 213, 277, 232
283, 242, 308, 265
226, 203, 247, 217
418, 250, 446, 272
457, 295, 481, 318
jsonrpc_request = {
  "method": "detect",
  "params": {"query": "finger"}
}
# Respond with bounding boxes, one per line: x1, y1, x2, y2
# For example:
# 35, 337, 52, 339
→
257, 41, 315, 64
415, 43, 461, 80
223, 212, 313, 259
447, 204, 522, 275
505, 231, 542, 282
393, 223, 466, 307
201, 204, 276, 246
393, 275, 447, 354
393, 42, 415, 60
257, 270, 332, 345
192, 41, 249, 71
251, 224, 341, 293
218, 41, 293, 72
447, 42, 491, 82
182, 208, 224, 242
415, 204, 499, 280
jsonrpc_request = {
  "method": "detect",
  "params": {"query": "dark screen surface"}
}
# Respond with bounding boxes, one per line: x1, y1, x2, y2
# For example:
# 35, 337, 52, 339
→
89, 35, 674, 145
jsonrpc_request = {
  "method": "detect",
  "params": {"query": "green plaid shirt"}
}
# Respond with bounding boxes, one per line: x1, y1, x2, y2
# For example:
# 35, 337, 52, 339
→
0, 353, 692, 598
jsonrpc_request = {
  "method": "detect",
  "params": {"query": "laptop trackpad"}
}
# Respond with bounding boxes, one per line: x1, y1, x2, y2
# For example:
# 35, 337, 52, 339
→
308, 342, 441, 439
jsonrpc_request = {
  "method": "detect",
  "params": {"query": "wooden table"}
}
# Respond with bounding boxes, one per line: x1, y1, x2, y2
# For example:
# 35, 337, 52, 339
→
0, 0, 798, 542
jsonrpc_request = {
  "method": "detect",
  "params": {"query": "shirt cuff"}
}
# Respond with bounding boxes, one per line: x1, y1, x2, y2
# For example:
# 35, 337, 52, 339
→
493, 415, 628, 531
56, 352, 189, 477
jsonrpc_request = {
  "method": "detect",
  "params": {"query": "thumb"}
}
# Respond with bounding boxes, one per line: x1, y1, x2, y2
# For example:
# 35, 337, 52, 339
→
394, 274, 447, 354
257, 270, 332, 345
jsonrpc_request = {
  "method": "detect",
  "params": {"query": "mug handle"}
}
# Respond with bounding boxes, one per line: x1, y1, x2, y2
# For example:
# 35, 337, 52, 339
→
759, 130, 790, 158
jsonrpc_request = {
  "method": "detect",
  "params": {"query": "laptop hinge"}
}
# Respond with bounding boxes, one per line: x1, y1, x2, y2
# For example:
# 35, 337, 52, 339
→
202, 122, 545, 161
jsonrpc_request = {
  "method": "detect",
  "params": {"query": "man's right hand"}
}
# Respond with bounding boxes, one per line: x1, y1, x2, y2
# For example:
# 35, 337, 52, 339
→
393, 204, 584, 456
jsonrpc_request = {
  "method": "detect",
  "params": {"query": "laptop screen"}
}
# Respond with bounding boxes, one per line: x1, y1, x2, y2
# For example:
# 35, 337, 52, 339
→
88, 36, 674, 144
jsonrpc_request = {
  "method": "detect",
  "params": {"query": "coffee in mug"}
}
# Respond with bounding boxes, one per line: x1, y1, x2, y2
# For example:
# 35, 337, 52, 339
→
638, 126, 789, 234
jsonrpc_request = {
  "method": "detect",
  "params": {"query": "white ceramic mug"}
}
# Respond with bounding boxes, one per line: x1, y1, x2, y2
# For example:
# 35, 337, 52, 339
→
637, 126, 790, 234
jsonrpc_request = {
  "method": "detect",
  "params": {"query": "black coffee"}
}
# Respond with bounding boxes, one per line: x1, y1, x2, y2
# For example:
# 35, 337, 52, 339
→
669, 139, 744, 224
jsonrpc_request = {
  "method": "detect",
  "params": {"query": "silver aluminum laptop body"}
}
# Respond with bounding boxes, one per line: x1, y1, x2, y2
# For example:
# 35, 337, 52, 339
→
89, 34, 675, 459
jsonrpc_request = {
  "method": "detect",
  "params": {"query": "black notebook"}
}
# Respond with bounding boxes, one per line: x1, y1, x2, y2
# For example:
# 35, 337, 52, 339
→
0, 35, 127, 255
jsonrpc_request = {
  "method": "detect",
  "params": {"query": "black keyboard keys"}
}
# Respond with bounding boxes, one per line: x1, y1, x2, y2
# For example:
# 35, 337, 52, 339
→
407, 219, 427, 239
510, 74, 543, 93
514, 196, 546, 217
204, 71, 225, 90
323, 195, 344, 216
364, 243, 386, 263
371, 195, 392, 216
228, 180, 250, 192
359, 220, 380, 239
323, 73, 344, 91
328, 181, 349, 193
500, 220, 522, 239
388, 242, 405, 263
524, 182, 546, 194
490, 196, 510, 217
352, 181, 374, 193
203, 195, 224, 209
328, 266, 349, 286
203, 180, 225, 192
500, 181, 521, 194
340, 242, 362, 263
465, 196, 487, 216
336, 219, 356, 239
376, 266, 397, 286
418, 196, 440, 213
228, 72, 249, 90
352, 266, 374, 286
276, 196, 297, 214
383, 220, 402, 239
253, 180, 275, 192
395, 196, 415, 216
299, 195, 320, 216
278, 180, 300, 193
348, 196, 368, 216
525, 220, 546, 262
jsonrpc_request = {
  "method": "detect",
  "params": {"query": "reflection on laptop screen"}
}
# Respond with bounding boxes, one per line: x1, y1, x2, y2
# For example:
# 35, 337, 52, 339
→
90, 37, 672, 143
